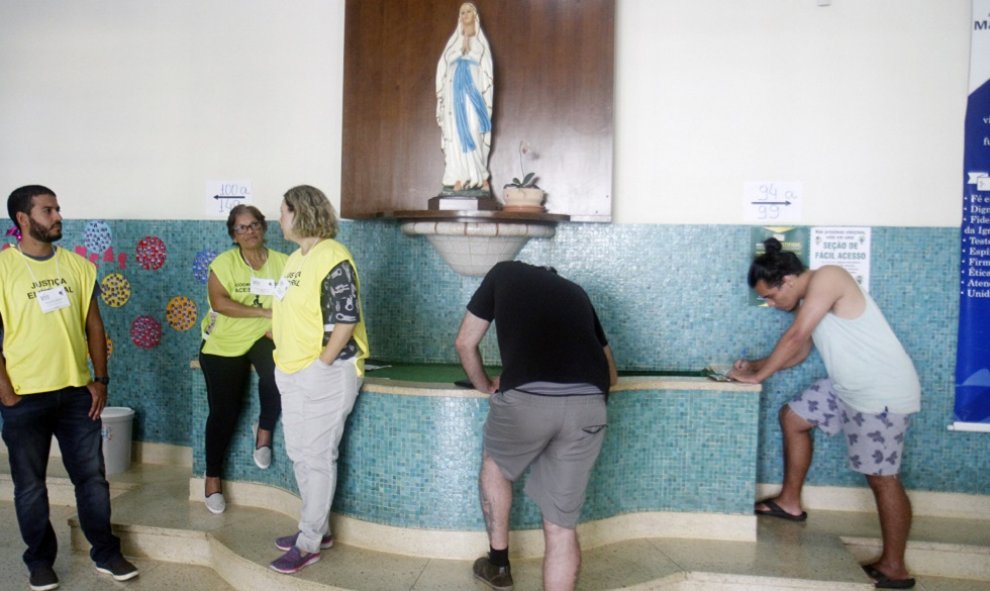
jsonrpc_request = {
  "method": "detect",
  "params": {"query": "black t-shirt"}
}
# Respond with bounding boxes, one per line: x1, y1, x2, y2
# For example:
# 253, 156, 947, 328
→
467, 261, 610, 393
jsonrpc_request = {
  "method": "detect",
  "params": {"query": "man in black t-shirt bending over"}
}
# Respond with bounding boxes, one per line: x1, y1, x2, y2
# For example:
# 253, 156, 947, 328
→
455, 261, 618, 591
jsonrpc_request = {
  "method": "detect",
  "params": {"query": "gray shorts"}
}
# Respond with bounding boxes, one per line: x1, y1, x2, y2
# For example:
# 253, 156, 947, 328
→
483, 389, 607, 528
788, 378, 912, 476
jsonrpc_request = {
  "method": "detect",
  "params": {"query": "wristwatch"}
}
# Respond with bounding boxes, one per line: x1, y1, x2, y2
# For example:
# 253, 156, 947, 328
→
94, 376, 110, 386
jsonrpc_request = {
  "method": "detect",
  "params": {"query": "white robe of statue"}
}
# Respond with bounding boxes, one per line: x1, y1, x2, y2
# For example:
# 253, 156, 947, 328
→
436, 2, 493, 192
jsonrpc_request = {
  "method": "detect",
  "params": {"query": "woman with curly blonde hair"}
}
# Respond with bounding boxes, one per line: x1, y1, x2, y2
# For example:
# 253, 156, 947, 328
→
267, 185, 370, 575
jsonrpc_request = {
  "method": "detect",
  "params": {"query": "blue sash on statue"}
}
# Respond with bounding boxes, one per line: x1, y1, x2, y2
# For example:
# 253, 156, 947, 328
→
453, 58, 491, 152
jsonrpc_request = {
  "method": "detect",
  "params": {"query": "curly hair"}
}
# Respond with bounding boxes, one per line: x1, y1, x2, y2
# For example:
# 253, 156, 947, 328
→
747, 237, 806, 288
282, 185, 338, 239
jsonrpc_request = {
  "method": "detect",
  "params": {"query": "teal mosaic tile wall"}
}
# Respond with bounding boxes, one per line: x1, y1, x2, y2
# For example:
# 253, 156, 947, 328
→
367, 223, 987, 496
4, 219, 985, 499
190, 369, 758, 529
585, 389, 758, 518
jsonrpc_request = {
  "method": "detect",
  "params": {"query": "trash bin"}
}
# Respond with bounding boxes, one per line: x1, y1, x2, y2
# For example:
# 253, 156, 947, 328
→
101, 407, 135, 476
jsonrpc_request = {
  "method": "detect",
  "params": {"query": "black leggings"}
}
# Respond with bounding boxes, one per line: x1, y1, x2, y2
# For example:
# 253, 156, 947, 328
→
199, 338, 280, 477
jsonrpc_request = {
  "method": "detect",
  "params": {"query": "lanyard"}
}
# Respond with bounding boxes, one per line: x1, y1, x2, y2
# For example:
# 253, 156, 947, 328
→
18, 246, 70, 313
17, 245, 62, 285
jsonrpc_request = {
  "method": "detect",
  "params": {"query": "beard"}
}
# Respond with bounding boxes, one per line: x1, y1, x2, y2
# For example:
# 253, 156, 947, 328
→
27, 216, 62, 243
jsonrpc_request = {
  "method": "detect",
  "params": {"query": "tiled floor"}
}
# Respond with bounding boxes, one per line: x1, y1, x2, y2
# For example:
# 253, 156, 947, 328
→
1, 458, 988, 590
0, 503, 234, 591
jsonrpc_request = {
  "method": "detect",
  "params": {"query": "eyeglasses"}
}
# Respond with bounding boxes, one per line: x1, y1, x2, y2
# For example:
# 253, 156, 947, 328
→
233, 221, 262, 234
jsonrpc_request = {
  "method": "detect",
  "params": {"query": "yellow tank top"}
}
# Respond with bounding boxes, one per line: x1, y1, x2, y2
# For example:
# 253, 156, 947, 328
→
0, 246, 97, 394
200, 247, 288, 357
271, 239, 369, 376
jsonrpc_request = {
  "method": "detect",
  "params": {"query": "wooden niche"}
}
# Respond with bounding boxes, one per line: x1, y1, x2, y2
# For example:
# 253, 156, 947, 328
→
341, 0, 614, 222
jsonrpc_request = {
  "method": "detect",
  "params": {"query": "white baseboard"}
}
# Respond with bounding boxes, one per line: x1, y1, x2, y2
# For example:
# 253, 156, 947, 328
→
189, 477, 756, 559
132, 441, 192, 467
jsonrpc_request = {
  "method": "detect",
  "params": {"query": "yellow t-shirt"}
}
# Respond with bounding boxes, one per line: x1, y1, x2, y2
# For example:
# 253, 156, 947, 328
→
272, 239, 369, 376
200, 247, 288, 357
0, 246, 97, 395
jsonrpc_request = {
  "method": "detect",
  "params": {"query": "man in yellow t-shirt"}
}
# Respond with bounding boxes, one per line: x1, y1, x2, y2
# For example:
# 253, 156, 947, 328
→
0, 185, 138, 589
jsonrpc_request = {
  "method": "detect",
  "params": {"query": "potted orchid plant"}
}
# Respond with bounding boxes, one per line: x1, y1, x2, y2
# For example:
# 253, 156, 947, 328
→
502, 141, 546, 211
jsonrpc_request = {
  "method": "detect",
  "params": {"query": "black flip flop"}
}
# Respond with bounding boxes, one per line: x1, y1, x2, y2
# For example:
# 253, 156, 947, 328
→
862, 564, 915, 589
754, 499, 808, 522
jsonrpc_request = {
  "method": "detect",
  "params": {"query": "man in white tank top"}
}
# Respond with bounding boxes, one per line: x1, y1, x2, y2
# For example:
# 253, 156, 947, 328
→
729, 238, 920, 590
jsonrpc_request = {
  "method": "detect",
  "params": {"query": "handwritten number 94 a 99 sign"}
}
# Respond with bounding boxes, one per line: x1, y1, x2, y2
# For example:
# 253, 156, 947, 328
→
754, 184, 796, 221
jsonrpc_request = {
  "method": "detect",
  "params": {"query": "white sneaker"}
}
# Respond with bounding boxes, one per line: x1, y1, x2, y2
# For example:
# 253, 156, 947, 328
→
253, 446, 272, 469
205, 492, 226, 514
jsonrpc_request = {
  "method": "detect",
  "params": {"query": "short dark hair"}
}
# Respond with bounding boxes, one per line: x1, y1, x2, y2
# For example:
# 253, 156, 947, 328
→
747, 237, 805, 288
225, 204, 268, 239
8, 185, 56, 231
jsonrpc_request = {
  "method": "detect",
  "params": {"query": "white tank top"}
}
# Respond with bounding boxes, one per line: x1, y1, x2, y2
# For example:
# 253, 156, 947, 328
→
811, 290, 921, 414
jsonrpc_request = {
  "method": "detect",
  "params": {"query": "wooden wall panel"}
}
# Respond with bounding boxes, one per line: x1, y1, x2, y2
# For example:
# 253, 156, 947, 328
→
342, 0, 613, 221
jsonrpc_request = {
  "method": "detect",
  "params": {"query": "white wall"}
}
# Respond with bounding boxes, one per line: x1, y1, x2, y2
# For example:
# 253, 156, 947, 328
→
0, 0, 343, 221
0, 0, 971, 226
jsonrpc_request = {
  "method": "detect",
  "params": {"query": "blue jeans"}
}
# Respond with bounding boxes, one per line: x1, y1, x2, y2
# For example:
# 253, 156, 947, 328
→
0, 386, 121, 570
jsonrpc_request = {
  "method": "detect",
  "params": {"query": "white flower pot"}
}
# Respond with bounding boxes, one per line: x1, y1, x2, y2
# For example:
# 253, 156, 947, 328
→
503, 187, 546, 212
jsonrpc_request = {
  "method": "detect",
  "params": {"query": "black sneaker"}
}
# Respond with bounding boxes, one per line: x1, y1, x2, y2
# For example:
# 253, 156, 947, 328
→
95, 555, 139, 581
29, 565, 59, 591
472, 556, 513, 591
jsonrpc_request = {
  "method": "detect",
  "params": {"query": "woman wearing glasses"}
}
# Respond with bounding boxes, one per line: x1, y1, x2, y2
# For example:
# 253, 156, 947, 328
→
198, 204, 289, 514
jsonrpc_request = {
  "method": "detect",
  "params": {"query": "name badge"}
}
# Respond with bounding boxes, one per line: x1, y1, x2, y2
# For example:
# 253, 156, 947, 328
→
250, 277, 276, 296
274, 278, 290, 301
37, 287, 70, 313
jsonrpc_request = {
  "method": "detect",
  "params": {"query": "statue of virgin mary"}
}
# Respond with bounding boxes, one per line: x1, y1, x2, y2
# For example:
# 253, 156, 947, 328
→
435, 2, 493, 195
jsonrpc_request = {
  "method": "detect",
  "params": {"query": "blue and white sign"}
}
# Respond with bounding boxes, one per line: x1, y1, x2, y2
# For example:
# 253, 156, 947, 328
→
954, 0, 990, 430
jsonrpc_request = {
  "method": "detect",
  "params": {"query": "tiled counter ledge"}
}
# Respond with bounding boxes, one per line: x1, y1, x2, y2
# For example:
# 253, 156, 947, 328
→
190, 363, 761, 559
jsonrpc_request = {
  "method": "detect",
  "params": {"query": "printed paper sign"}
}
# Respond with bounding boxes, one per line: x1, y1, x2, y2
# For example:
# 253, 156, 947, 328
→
810, 227, 871, 292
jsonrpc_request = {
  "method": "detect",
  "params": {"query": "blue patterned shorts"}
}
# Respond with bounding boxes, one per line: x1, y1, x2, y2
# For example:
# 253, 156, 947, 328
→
788, 378, 911, 476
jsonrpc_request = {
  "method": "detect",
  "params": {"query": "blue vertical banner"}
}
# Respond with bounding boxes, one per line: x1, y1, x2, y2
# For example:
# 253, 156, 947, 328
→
955, 0, 990, 428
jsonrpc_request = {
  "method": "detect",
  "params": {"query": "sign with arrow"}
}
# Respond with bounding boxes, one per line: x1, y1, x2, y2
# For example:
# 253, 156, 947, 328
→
743, 181, 802, 224
205, 180, 252, 216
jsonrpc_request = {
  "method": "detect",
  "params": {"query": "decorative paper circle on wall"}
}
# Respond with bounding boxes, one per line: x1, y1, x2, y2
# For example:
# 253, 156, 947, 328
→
130, 315, 162, 349
193, 249, 218, 284
135, 236, 167, 270
166, 296, 198, 332
83, 221, 113, 257
100, 273, 132, 308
